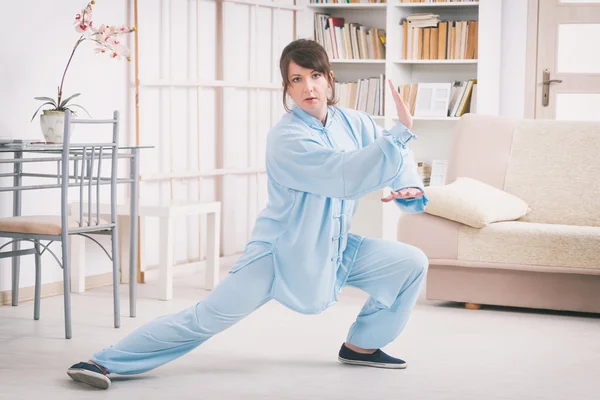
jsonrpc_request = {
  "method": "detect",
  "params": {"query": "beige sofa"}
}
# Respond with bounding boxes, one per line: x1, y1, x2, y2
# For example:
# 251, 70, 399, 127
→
398, 114, 600, 313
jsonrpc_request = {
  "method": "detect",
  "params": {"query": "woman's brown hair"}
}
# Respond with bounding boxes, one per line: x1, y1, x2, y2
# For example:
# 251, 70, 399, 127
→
279, 39, 337, 112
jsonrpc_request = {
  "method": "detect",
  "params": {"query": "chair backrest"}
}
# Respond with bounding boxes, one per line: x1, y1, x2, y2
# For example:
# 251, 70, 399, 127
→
61, 110, 120, 235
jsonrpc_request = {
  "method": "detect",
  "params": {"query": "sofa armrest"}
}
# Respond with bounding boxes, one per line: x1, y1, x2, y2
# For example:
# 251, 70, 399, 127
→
397, 212, 462, 260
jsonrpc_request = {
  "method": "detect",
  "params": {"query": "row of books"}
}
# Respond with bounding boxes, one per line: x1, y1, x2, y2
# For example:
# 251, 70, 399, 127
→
334, 74, 385, 116
314, 14, 386, 60
448, 80, 476, 117
397, 80, 476, 117
311, 0, 386, 3
402, 14, 478, 60
417, 162, 432, 187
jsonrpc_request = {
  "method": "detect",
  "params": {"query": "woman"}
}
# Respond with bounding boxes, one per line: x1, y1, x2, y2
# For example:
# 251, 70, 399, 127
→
67, 39, 428, 390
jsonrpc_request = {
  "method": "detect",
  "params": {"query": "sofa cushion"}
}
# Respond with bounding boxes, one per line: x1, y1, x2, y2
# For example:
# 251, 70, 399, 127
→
458, 221, 600, 270
504, 120, 600, 227
423, 177, 530, 228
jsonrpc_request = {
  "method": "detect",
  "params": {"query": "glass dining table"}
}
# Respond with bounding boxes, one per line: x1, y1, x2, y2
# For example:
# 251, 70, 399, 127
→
0, 142, 151, 318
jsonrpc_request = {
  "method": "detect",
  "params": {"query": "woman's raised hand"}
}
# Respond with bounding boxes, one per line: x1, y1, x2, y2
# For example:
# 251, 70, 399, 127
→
388, 79, 413, 130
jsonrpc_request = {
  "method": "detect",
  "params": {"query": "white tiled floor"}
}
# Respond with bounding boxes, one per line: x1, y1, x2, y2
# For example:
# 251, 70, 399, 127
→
1, 265, 599, 399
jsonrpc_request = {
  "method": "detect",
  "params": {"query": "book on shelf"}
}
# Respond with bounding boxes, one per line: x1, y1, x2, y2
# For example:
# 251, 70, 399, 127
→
469, 83, 477, 113
314, 14, 386, 60
417, 162, 431, 187
335, 74, 385, 116
397, 79, 476, 117
401, 14, 478, 60
311, 0, 386, 3
448, 80, 475, 117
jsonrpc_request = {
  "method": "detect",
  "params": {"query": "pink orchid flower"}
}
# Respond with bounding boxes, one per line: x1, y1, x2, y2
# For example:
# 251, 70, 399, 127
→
32, 0, 136, 121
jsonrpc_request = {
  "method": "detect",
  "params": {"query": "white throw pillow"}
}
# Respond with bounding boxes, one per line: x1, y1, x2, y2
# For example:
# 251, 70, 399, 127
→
424, 177, 530, 228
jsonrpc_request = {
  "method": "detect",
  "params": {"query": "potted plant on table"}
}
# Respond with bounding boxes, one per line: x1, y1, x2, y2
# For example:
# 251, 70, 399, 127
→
31, 0, 135, 143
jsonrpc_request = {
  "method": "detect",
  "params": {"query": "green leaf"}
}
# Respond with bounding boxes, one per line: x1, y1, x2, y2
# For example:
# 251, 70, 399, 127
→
30, 102, 57, 122
34, 97, 57, 107
59, 93, 81, 108
67, 103, 92, 118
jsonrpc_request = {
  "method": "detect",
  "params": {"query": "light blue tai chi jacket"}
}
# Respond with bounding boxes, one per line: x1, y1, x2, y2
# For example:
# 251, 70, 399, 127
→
229, 105, 428, 314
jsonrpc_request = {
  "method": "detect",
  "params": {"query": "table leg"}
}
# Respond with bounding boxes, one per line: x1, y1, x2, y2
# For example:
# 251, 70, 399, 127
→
129, 148, 140, 317
11, 151, 22, 306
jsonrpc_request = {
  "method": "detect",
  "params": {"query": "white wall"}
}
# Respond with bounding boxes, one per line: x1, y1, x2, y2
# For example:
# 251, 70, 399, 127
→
0, 0, 132, 291
499, 0, 529, 119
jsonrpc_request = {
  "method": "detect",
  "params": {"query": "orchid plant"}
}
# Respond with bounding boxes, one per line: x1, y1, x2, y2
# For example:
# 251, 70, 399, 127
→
31, 0, 135, 121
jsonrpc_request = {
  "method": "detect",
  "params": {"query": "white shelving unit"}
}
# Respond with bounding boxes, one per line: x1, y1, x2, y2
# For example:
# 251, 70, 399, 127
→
297, 0, 502, 240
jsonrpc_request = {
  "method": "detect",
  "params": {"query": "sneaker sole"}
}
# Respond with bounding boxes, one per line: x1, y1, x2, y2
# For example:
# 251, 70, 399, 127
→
67, 368, 111, 389
338, 356, 407, 369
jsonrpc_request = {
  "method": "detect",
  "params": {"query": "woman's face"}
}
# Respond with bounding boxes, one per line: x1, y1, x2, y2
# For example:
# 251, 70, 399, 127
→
285, 61, 331, 119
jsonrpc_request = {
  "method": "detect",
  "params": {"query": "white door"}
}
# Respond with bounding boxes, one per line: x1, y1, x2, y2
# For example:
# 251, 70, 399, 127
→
535, 0, 600, 120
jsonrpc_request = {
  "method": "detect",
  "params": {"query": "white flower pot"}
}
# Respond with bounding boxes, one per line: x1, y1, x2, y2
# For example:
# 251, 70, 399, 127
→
40, 110, 74, 143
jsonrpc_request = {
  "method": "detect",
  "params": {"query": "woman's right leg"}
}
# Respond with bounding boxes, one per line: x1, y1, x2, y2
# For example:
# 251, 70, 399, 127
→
89, 254, 275, 375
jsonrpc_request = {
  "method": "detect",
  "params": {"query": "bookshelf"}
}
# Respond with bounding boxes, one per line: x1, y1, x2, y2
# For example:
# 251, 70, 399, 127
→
298, 0, 502, 240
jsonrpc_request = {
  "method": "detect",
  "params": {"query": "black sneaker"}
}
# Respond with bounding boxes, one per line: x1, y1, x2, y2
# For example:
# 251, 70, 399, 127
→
338, 343, 407, 369
67, 361, 111, 389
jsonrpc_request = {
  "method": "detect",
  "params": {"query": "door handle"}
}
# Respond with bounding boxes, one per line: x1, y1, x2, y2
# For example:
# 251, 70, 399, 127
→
542, 69, 562, 107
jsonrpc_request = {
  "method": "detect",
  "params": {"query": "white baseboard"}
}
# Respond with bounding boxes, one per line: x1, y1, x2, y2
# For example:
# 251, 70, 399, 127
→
0, 272, 113, 306
1, 254, 240, 305
142, 255, 239, 282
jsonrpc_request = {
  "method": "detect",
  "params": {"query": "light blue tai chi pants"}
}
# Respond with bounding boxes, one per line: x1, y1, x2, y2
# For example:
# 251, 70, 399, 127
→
91, 234, 428, 375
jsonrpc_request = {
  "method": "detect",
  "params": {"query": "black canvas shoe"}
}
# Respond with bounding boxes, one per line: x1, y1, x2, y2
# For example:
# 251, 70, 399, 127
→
67, 362, 111, 389
338, 343, 407, 369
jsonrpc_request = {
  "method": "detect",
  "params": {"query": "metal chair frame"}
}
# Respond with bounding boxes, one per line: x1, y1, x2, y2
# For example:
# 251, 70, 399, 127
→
0, 110, 121, 339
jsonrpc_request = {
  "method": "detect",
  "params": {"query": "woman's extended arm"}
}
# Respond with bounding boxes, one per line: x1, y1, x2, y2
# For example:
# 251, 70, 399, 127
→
266, 123, 416, 201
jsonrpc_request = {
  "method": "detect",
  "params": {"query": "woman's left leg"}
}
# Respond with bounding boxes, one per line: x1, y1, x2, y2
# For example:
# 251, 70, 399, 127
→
342, 235, 429, 351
